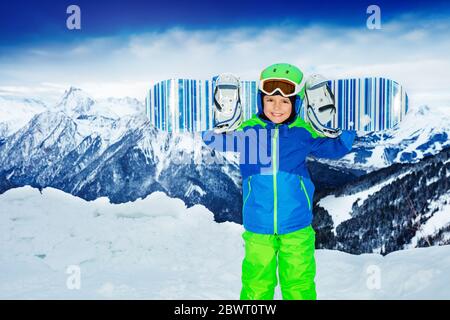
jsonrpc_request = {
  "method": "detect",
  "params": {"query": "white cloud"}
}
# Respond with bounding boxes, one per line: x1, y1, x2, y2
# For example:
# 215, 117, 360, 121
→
0, 16, 449, 107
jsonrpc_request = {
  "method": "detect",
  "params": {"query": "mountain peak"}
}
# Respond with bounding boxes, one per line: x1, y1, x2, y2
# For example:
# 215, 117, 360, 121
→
57, 87, 95, 117
66, 86, 82, 93
61, 86, 92, 101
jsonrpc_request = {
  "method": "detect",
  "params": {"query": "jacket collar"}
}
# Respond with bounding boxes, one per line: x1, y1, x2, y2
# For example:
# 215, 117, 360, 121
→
257, 114, 293, 137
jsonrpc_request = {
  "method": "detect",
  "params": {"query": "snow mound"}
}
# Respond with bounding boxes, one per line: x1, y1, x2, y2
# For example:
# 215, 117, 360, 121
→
0, 186, 244, 299
1, 187, 450, 299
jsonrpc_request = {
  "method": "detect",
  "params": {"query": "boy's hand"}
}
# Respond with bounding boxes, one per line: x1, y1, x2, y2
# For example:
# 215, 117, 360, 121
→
213, 121, 240, 134
313, 125, 342, 139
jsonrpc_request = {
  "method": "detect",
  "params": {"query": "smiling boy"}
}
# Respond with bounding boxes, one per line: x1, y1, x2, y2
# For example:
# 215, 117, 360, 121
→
202, 63, 356, 300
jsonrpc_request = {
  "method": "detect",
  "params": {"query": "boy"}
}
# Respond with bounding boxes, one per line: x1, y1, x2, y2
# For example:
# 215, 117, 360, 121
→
202, 63, 355, 300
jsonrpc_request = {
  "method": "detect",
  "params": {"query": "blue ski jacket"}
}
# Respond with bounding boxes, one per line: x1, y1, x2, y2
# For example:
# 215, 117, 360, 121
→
202, 93, 356, 235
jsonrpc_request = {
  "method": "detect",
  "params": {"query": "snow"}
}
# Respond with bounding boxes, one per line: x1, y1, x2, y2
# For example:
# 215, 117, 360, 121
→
139, 129, 171, 178
318, 172, 409, 232
0, 87, 147, 141
75, 114, 147, 150
56, 87, 95, 117
185, 183, 206, 197
55, 87, 145, 120
1, 186, 450, 299
316, 245, 450, 299
364, 144, 388, 168
0, 96, 47, 136
95, 97, 144, 119
0, 186, 244, 299
318, 194, 355, 232
385, 104, 450, 164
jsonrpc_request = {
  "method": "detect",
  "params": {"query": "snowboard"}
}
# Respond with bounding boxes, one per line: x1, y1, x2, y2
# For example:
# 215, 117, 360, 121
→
213, 76, 409, 133
302, 77, 409, 132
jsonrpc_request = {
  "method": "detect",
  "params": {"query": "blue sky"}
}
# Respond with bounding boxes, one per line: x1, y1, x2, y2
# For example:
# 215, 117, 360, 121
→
0, 0, 449, 107
1, 0, 449, 47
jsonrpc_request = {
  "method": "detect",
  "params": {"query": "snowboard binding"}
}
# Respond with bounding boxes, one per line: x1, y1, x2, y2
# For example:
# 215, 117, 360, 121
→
213, 73, 243, 133
305, 74, 342, 138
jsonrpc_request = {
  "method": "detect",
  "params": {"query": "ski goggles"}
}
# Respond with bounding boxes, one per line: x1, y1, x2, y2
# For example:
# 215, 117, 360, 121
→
259, 77, 306, 97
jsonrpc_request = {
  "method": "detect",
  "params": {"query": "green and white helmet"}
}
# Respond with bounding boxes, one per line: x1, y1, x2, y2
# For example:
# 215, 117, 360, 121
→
258, 63, 306, 115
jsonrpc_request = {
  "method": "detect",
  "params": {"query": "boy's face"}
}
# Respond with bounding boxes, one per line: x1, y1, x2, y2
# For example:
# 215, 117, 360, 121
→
263, 94, 292, 124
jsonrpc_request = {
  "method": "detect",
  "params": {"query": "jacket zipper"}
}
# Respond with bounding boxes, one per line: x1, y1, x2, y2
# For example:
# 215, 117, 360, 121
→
273, 125, 279, 234
243, 176, 252, 212
299, 176, 312, 210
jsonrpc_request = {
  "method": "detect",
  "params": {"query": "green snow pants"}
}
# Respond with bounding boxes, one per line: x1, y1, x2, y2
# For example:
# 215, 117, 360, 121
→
240, 225, 317, 300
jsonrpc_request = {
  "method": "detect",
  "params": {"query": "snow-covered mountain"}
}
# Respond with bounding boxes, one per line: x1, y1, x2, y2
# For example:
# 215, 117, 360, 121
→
57, 87, 145, 120
0, 96, 47, 139
1, 186, 449, 299
313, 147, 450, 255
319, 104, 450, 172
0, 88, 242, 223
57, 86, 95, 117
304, 105, 450, 255
0, 87, 146, 139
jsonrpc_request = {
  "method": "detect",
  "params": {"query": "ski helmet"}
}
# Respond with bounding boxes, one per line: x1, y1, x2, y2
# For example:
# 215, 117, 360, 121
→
258, 63, 306, 116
